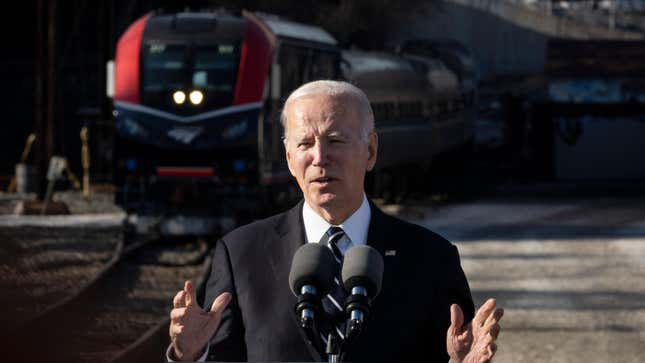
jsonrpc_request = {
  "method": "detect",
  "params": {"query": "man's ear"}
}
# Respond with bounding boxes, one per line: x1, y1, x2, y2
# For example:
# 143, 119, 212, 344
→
285, 140, 297, 177
366, 132, 378, 172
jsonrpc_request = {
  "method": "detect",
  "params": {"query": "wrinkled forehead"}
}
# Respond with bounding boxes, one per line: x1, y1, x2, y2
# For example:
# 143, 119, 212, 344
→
285, 94, 362, 136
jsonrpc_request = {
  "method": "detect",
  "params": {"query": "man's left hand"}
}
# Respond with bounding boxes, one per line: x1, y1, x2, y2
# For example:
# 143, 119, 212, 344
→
447, 298, 504, 363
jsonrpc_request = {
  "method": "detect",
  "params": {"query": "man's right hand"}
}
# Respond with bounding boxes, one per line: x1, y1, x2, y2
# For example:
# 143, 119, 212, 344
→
169, 280, 232, 361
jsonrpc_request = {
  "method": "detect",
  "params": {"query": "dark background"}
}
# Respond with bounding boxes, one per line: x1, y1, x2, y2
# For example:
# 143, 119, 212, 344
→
1, 0, 421, 189
4, 0, 645, 192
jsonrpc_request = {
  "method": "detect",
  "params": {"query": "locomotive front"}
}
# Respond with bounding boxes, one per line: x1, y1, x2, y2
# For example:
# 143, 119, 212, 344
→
112, 12, 271, 235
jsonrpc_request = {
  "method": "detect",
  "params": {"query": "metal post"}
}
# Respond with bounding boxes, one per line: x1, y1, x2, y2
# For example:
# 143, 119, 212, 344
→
34, 0, 57, 201
7, 134, 37, 193
81, 126, 91, 200
41, 156, 66, 215
46, 0, 56, 167
34, 0, 45, 196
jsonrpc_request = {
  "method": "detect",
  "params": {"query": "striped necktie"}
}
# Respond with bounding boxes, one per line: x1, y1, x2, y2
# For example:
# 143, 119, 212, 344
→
318, 226, 348, 343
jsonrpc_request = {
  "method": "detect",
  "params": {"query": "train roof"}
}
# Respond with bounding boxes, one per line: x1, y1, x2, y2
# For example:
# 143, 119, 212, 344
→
254, 13, 337, 46
341, 50, 428, 100
399, 38, 476, 74
143, 12, 246, 43
342, 50, 415, 73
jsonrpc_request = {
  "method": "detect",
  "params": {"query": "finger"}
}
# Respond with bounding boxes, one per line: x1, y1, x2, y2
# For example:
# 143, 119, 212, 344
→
209, 292, 232, 316
169, 323, 184, 338
488, 323, 501, 340
488, 342, 498, 359
482, 309, 504, 339
173, 290, 186, 308
184, 280, 197, 307
484, 307, 504, 327
473, 298, 497, 327
170, 307, 186, 322
484, 331, 495, 344
449, 304, 464, 333
203, 293, 233, 336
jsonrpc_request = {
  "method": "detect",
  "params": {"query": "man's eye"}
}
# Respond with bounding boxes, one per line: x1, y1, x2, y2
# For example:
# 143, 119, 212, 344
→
298, 142, 313, 148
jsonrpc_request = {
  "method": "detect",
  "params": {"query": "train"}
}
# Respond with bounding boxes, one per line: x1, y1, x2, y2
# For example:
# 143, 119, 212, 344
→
343, 40, 477, 200
109, 10, 476, 236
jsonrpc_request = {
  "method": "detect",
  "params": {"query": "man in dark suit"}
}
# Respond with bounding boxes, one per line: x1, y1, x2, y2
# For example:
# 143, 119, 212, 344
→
168, 80, 503, 362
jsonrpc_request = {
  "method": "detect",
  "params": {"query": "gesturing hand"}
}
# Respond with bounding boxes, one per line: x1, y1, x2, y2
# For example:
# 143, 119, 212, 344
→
447, 298, 504, 363
169, 280, 232, 361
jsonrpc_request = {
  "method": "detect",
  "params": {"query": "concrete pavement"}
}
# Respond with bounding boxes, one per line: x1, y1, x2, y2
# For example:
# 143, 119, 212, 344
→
392, 196, 645, 363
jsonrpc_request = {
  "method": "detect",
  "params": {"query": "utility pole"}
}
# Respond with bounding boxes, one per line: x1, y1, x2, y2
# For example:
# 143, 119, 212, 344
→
34, 0, 44, 195
34, 0, 57, 199
46, 0, 56, 165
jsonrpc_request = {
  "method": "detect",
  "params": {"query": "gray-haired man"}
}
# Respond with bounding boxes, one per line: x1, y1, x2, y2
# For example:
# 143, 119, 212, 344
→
169, 80, 503, 362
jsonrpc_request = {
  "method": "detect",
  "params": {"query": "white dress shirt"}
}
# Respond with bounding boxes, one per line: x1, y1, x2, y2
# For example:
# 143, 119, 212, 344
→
168, 195, 372, 362
302, 193, 371, 250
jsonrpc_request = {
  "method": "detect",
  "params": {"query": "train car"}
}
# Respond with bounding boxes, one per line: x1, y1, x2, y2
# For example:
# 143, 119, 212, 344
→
397, 38, 478, 152
341, 46, 477, 200
398, 38, 477, 101
110, 10, 340, 235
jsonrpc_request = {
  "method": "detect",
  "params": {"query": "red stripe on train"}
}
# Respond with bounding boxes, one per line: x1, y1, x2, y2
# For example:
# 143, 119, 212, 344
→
114, 13, 151, 104
232, 17, 273, 105
156, 167, 215, 178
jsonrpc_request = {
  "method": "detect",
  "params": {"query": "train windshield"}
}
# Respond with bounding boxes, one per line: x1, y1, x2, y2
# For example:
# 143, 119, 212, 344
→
142, 42, 240, 114
193, 45, 238, 94
143, 44, 186, 92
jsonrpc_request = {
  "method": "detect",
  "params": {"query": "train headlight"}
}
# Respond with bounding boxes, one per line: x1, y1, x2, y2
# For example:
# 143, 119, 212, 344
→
173, 91, 186, 105
189, 90, 204, 105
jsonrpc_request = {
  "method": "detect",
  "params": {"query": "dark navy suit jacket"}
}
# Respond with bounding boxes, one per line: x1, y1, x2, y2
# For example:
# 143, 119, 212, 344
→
199, 199, 474, 362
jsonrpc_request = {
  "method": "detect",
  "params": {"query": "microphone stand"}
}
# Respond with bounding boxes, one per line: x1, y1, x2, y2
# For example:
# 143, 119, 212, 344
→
326, 331, 342, 363
325, 286, 370, 363
295, 286, 326, 355
327, 285, 370, 363
343, 286, 370, 344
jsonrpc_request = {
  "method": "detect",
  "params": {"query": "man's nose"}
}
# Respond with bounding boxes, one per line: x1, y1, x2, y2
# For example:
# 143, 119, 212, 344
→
311, 141, 329, 166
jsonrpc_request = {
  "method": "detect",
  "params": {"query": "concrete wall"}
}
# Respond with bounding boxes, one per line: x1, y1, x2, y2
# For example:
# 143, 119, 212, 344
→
452, 0, 643, 40
387, 0, 643, 81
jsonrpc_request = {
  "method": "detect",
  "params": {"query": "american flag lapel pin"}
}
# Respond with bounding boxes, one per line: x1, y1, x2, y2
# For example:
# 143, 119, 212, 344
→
385, 250, 396, 257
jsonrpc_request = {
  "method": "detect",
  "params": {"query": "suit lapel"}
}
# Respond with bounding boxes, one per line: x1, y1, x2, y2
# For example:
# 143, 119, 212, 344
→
263, 200, 324, 361
265, 200, 306, 288
366, 200, 391, 257
366, 200, 398, 316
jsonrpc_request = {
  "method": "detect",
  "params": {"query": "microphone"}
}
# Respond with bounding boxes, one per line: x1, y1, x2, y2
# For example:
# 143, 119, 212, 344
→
289, 243, 336, 329
341, 245, 384, 340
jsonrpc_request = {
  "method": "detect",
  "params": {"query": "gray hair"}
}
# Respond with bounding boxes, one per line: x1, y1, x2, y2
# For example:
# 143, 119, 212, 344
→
280, 80, 375, 142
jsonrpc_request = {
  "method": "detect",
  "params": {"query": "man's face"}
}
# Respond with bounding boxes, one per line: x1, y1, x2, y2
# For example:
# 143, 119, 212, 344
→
284, 94, 377, 222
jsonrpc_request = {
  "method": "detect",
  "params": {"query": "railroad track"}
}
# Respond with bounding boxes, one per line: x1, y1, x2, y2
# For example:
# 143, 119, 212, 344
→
3, 235, 212, 363
0, 224, 122, 336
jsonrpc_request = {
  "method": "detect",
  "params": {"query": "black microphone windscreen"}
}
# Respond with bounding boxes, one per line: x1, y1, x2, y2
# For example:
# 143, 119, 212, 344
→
341, 245, 384, 298
289, 243, 336, 296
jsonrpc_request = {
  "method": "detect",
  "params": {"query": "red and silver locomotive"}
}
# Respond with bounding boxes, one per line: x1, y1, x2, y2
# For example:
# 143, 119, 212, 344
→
111, 11, 340, 235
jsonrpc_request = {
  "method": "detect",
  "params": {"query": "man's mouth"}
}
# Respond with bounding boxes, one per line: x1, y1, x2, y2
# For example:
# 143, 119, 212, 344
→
311, 177, 336, 184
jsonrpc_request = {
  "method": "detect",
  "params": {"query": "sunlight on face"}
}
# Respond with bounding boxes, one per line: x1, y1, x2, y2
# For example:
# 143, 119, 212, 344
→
284, 94, 377, 223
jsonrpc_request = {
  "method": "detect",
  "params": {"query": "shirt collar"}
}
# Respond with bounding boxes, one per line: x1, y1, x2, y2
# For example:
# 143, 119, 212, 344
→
302, 194, 371, 246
